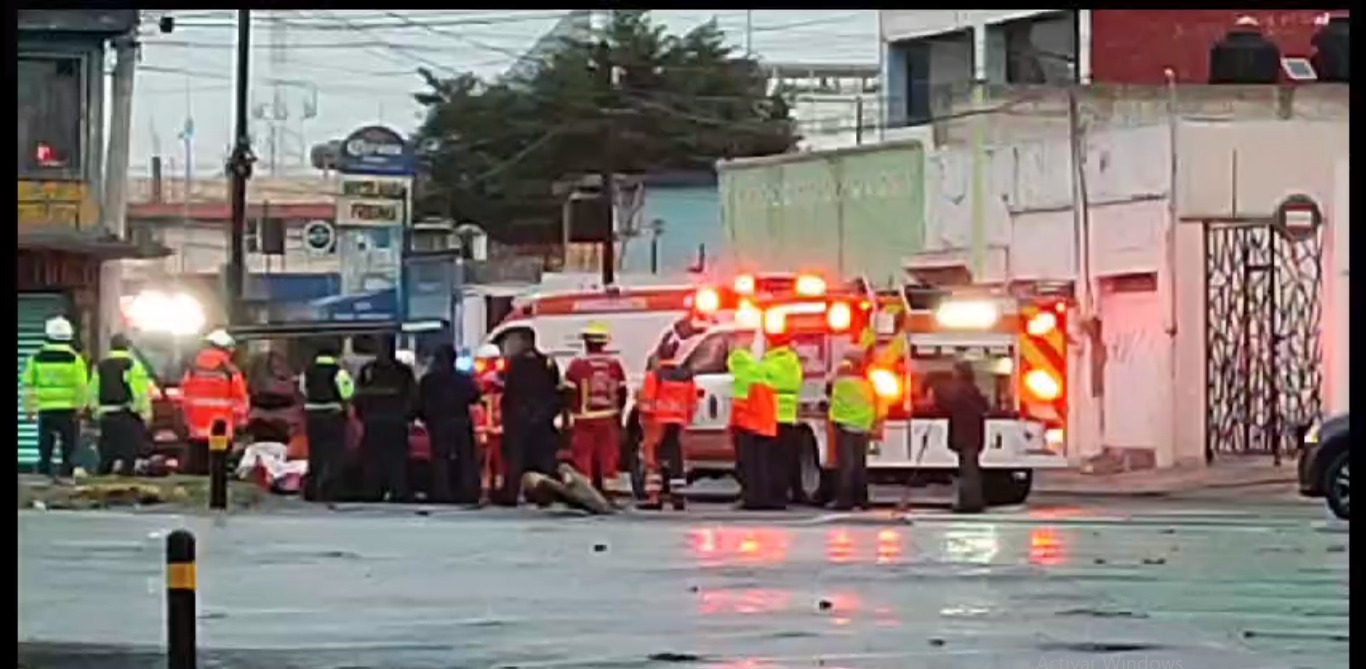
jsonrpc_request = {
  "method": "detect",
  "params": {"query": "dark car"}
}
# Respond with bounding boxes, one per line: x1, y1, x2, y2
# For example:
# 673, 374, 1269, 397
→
1297, 413, 1349, 520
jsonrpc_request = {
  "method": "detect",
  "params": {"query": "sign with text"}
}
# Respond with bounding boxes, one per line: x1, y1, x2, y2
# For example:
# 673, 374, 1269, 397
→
336, 125, 415, 177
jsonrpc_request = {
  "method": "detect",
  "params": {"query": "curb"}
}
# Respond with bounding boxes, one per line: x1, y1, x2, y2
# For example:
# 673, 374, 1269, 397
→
1034, 473, 1298, 497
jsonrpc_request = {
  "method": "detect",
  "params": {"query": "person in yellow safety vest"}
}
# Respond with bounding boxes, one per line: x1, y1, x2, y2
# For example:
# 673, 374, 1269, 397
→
88, 333, 153, 477
826, 348, 876, 511
726, 347, 759, 507
761, 330, 806, 507
22, 316, 89, 479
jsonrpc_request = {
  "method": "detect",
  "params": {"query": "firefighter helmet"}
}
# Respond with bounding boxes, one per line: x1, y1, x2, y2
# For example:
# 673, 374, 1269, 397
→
581, 321, 611, 342
474, 343, 501, 360
204, 328, 236, 349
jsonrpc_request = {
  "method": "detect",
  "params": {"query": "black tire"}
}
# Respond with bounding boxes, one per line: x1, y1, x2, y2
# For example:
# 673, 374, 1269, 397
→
983, 469, 1033, 506
1322, 449, 1350, 521
622, 412, 647, 501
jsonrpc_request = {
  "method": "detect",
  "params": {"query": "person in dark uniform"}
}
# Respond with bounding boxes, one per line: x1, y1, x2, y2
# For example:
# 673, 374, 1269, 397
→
497, 332, 562, 506
935, 359, 989, 513
88, 334, 153, 477
355, 335, 418, 502
300, 343, 355, 502
417, 344, 482, 504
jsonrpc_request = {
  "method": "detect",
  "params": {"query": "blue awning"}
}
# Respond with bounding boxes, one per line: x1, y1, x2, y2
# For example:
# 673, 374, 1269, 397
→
245, 273, 341, 303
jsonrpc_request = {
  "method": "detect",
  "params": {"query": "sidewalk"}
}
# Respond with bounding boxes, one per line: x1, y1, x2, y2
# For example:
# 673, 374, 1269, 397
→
1034, 456, 1299, 497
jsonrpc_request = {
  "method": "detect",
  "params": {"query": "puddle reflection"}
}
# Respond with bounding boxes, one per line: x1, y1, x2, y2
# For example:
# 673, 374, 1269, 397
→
1028, 526, 1068, 566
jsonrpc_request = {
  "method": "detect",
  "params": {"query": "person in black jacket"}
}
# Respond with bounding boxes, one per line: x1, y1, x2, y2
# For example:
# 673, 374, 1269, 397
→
935, 359, 990, 513
355, 335, 418, 502
497, 332, 562, 506
300, 342, 355, 502
417, 344, 482, 504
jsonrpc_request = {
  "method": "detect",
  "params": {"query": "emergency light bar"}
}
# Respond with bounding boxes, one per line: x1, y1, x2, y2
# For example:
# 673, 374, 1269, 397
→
934, 300, 1000, 329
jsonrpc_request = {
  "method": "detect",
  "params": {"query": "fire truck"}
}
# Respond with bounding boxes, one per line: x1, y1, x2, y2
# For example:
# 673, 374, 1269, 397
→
627, 274, 1069, 506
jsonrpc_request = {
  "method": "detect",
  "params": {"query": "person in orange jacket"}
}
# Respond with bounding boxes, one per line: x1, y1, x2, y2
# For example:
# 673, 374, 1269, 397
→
180, 328, 249, 475
638, 353, 696, 511
471, 344, 506, 505
562, 323, 628, 495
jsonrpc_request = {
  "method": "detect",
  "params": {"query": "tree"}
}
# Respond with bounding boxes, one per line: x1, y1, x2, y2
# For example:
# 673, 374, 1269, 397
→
412, 11, 797, 245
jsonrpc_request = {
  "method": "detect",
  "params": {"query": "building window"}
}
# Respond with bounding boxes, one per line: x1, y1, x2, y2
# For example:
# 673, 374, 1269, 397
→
18, 56, 84, 178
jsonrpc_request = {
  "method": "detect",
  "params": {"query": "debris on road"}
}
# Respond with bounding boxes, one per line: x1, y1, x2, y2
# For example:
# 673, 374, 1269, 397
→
520, 464, 615, 515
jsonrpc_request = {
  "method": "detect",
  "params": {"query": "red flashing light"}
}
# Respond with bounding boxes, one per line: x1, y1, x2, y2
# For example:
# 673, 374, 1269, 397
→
733, 274, 756, 295
1024, 369, 1062, 401
693, 287, 721, 314
1053, 301, 1067, 314
1026, 312, 1058, 337
763, 309, 786, 335
869, 367, 902, 400
827, 301, 853, 332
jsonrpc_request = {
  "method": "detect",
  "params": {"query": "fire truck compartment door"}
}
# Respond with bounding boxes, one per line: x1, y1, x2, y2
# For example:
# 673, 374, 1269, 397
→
982, 419, 1044, 456
893, 418, 948, 463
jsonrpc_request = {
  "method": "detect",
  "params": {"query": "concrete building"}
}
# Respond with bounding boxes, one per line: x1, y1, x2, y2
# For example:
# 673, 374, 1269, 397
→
880, 9, 1345, 128
765, 62, 882, 151
17, 10, 162, 470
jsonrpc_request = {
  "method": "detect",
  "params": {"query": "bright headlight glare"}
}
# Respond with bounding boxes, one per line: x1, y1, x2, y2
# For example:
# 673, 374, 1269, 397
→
935, 300, 1000, 329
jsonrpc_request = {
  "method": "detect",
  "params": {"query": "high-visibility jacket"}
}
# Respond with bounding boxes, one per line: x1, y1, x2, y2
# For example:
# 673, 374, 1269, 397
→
22, 342, 88, 413
762, 346, 803, 425
641, 362, 696, 426
180, 347, 249, 440
89, 349, 152, 420
473, 367, 504, 438
828, 360, 876, 432
563, 353, 626, 420
726, 348, 758, 430
300, 355, 355, 412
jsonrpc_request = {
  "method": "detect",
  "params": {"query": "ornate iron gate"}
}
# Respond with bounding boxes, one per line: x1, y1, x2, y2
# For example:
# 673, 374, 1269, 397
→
1204, 221, 1322, 462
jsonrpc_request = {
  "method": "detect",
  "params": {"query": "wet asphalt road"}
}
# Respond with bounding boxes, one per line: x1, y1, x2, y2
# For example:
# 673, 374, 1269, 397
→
18, 492, 1348, 669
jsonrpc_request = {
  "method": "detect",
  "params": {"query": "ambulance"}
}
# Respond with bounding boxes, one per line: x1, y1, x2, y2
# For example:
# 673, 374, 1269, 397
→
628, 274, 1070, 506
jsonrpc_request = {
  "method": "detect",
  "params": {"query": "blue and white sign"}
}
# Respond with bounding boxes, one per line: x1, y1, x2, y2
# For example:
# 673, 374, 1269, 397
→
302, 220, 335, 255
336, 125, 415, 176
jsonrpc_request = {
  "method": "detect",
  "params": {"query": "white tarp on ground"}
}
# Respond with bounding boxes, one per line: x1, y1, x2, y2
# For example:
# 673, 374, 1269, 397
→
235, 442, 307, 492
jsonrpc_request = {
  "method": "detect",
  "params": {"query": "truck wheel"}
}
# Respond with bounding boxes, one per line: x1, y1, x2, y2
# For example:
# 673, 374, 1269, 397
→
1323, 449, 1350, 521
983, 469, 1033, 506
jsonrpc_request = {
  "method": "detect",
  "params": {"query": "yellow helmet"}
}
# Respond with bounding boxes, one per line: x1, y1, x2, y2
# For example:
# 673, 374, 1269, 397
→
581, 322, 611, 342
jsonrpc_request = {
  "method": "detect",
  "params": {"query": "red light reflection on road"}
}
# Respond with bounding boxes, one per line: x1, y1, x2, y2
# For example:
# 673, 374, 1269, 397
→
824, 592, 862, 627
1029, 506, 1085, 521
697, 588, 792, 616
875, 529, 903, 564
688, 527, 790, 566
1029, 526, 1067, 566
826, 529, 855, 563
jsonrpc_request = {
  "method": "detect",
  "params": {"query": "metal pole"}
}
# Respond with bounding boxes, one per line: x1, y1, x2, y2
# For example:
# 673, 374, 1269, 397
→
596, 41, 617, 287
969, 79, 987, 282
165, 529, 197, 669
100, 33, 137, 354
208, 419, 229, 510
227, 10, 253, 326
745, 10, 753, 57
854, 95, 864, 146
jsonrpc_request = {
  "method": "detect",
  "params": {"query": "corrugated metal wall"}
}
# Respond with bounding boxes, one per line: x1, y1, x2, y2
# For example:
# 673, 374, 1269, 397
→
720, 141, 927, 286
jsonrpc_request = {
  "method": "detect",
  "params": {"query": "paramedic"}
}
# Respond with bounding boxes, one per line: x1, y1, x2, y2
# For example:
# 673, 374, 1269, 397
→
355, 335, 418, 502
418, 344, 482, 504
21, 316, 88, 478
638, 353, 695, 510
472, 344, 507, 504
300, 342, 355, 502
763, 329, 807, 505
89, 334, 153, 477
562, 323, 628, 494
499, 331, 562, 505
180, 329, 250, 475
938, 359, 989, 513
826, 348, 874, 510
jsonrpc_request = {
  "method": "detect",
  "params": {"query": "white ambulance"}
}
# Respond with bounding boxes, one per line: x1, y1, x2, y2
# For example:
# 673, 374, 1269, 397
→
626, 276, 1070, 506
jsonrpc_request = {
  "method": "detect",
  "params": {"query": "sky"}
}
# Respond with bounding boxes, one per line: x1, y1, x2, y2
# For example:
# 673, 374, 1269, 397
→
129, 9, 878, 178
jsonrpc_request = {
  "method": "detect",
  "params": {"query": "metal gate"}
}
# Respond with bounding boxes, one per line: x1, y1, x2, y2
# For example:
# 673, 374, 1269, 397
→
1204, 221, 1322, 462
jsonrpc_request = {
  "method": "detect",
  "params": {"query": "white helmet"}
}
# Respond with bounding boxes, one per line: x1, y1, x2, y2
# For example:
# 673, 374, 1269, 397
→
395, 349, 417, 367
44, 316, 74, 342
475, 343, 502, 360
204, 328, 235, 349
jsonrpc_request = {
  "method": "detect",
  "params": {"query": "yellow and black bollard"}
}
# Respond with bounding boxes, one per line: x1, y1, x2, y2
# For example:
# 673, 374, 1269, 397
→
166, 529, 197, 669
208, 419, 230, 510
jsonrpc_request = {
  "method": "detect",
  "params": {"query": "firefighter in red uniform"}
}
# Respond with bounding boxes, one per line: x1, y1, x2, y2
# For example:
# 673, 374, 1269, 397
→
562, 323, 628, 495
471, 344, 507, 505
638, 350, 697, 511
180, 328, 249, 475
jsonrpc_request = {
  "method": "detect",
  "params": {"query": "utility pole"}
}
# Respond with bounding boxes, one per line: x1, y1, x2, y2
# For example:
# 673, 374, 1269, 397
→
227, 10, 254, 326
594, 39, 617, 286
99, 32, 138, 354
745, 10, 753, 57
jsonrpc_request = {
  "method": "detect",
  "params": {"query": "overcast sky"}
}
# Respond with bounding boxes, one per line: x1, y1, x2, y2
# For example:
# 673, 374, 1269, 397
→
129, 10, 878, 178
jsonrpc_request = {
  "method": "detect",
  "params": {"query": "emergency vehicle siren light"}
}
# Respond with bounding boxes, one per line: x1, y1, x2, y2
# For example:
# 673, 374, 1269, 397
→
934, 300, 999, 329
763, 309, 786, 335
795, 274, 827, 297
1023, 369, 1062, 401
733, 274, 757, 296
737, 299, 762, 329
1026, 311, 1058, 337
868, 367, 903, 401
693, 287, 721, 314
827, 301, 853, 332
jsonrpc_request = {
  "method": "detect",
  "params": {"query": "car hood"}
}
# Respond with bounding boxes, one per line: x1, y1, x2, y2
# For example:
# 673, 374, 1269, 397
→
1320, 413, 1350, 441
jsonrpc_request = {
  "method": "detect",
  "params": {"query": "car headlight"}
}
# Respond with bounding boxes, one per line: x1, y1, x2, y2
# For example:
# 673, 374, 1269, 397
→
1303, 422, 1321, 445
